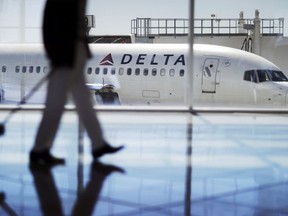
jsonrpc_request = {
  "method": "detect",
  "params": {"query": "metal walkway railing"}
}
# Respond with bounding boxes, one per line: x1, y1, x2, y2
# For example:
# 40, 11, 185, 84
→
131, 18, 284, 37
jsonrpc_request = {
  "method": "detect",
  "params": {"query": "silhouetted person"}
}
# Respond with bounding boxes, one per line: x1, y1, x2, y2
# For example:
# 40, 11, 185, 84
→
0, 192, 18, 216
71, 162, 124, 216
29, 0, 123, 165
29, 165, 63, 216
29, 162, 124, 216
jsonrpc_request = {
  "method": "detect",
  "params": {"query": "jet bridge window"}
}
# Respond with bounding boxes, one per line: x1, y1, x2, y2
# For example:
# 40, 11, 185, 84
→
2, 66, 6, 73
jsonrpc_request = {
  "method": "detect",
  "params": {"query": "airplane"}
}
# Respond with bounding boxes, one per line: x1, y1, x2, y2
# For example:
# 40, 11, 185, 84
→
0, 43, 288, 107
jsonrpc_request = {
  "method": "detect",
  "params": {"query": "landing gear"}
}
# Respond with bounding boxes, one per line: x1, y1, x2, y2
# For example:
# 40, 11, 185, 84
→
95, 84, 120, 105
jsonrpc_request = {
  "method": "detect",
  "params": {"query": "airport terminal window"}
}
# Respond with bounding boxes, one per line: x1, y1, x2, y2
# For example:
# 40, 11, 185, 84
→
180, 69, 185, 77
87, 67, 92, 74
2, 66, 6, 73
169, 69, 175, 77
135, 68, 140, 75
143, 68, 149, 76
127, 68, 132, 75
160, 68, 166, 76
152, 68, 157, 76
119, 68, 124, 75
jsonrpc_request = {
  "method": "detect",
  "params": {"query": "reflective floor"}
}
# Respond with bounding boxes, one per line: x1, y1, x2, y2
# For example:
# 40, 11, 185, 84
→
0, 109, 288, 215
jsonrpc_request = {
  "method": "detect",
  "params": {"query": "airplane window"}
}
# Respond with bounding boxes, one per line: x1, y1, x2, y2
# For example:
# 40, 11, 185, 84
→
127, 68, 132, 75
244, 70, 257, 83
160, 68, 166, 76
180, 69, 185, 77
22, 66, 27, 73
29, 66, 33, 73
87, 67, 92, 74
15, 66, 20, 73
152, 68, 157, 76
169, 69, 175, 77
258, 70, 288, 82
2, 66, 6, 73
111, 67, 116, 75
135, 68, 140, 75
103, 68, 108, 75
95, 67, 100, 74
119, 68, 124, 75
43, 66, 49, 73
36, 66, 41, 73
143, 68, 149, 76
257, 70, 269, 82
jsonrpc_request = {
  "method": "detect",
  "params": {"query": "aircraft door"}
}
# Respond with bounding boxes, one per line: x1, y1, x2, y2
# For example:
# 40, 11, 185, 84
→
202, 58, 220, 93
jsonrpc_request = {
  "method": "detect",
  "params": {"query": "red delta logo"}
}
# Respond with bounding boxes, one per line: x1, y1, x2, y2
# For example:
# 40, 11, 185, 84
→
99, 53, 114, 66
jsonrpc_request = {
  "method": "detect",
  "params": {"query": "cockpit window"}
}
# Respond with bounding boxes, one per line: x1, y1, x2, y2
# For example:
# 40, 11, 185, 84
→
244, 70, 288, 83
266, 70, 288, 81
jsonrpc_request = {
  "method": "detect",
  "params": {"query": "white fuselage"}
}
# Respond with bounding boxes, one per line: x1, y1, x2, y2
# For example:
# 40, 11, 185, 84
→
0, 43, 288, 107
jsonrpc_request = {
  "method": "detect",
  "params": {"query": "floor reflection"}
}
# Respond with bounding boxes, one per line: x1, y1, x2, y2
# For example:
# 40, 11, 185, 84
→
0, 111, 288, 215
29, 162, 124, 216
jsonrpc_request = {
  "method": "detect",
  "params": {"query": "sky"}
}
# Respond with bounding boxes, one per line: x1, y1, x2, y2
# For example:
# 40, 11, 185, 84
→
0, 0, 287, 42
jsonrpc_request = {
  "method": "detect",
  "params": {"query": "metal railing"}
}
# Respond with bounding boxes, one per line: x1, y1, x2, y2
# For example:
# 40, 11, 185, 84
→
131, 18, 284, 37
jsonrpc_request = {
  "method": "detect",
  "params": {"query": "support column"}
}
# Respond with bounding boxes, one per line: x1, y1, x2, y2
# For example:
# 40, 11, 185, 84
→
253, 10, 261, 55
187, 0, 194, 109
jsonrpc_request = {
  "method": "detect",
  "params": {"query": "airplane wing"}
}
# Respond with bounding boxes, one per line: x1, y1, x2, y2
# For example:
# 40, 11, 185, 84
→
86, 83, 105, 90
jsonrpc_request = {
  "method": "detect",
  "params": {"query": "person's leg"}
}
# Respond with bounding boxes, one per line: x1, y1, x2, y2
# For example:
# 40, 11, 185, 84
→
71, 161, 124, 216
71, 42, 124, 158
29, 164, 64, 216
30, 68, 70, 165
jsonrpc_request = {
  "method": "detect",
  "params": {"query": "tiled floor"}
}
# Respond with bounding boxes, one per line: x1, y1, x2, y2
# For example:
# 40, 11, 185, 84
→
0, 109, 288, 215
